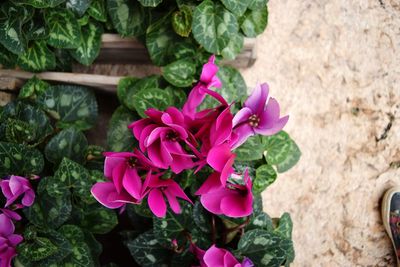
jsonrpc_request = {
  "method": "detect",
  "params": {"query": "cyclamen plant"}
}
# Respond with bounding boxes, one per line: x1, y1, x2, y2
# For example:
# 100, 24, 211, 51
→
91, 56, 294, 266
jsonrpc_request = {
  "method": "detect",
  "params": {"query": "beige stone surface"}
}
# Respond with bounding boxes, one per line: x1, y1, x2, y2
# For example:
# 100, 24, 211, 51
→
242, 0, 400, 266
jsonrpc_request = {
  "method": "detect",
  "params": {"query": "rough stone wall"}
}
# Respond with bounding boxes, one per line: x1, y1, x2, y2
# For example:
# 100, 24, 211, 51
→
241, 0, 400, 266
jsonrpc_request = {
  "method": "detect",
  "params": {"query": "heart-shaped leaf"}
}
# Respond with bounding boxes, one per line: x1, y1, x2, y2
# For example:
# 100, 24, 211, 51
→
17, 40, 56, 71
133, 88, 173, 118
46, 9, 81, 48
240, 6, 268, 37
172, 5, 193, 37
70, 22, 103, 65
162, 58, 196, 87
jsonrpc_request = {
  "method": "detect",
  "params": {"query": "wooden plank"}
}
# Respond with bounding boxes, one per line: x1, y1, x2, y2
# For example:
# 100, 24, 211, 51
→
0, 69, 122, 92
97, 34, 258, 68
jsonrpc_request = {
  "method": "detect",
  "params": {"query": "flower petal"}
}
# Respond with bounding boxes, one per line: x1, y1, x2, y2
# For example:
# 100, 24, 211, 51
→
122, 168, 142, 200
206, 144, 233, 172
148, 189, 167, 217
244, 83, 269, 114
91, 182, 126, 209
232, 107, 253, 127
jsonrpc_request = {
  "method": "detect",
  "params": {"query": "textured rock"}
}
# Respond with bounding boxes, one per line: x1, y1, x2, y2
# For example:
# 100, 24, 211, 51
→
240, 0, 400, 266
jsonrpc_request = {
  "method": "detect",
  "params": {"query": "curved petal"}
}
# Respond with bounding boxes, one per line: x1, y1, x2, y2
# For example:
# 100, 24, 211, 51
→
129, 118, 151, 141
111, 161, 126, 194
146, 127, 169, 147
164, 189, 181, 214
224, 251, 240, 266
258, 97, 281, 128
244, 83, 269, 114
231, 124, 254, 150
255, 115, 289, 136
206, 144, 233, 172
195, 172, 221, 195
9, 176, 24, 195
232, 107, 253, 127
203, 245, 226, 267
220, 154, 235, 186
200, 189, 225, 215
91, 182, 125, 209
139, 124, 157, 151
122, 168, 142, 200
200, 55, 219, 83
0, 214, 14, 236
21, 190, 35, 207
148, 189, 167, 217
104, 155, 126, 179
147, 141, 172, 169
220, 190, 253, 218
167, 181, 193, 204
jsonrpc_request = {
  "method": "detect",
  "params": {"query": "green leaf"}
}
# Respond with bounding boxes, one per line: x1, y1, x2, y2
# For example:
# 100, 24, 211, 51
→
165, 86, 187, 108
15, 0, 66, 8
79, 204, 118, 234
46, 9, 81, 48
153, 202, 195, 245
88, 0, 107, 22
248, 0, 268, 10
45, 128, 88, 165
193, 201, 211, 233
107, 0, 147, 37
125, 231, 170, 267
59, 225, 95, 266
262, 131, 301, 173
247, 212, 274, 231
117, 76, 139, 107
146, 15, 177, 66
234, 136, 264, 161
37, 84, 98, 130
133, 88, 173, 118
0, 44, 17, 68
5, 119, 36, 144
70, 22, 103, 65
0, 3, 29, 55
221, 0, 249, 16
237, 229, 293, 267
221, 32, 244, 60
162, 58, 196, 87
240, 6, 268, 37
16, 227, 73, 266
23, 177, 72, 229
107, 106, 137, 152
24, 15, 48, 41
47, 158, 93, 202
138, 0, 163, 7
54, 48, 73, 71
18, 76, 50, 99
192, 0, 239, 54
275, 213, 293, 240
172, 5, 192, 37
17, 41, 56, 72
0, 142, 44, 177
254, 164, 277, 194
66, 0, 91, 16
18, 237, 58, 261
124, 75, 161, 110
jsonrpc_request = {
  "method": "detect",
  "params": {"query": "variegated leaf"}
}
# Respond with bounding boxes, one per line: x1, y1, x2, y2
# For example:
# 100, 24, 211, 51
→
248, 0, 268, 10
46, 9, 81, 48
192, 0, 239, 54
172, 5, 192, 37
162, 58, 196, 87
107, 0, 147, 37
70, 22, 103, 65
17, 40, 56, 72
138, 0, 163, 7
240, 5, 268, 37
88, 0, 107, 22
66, 0, 91, 16
221, 32, 244, 59
133, 88, 173, 118
14, 0, 66, 8
254, 164, 277, 193
107, 106, 137, 152
221, 0, 249, 16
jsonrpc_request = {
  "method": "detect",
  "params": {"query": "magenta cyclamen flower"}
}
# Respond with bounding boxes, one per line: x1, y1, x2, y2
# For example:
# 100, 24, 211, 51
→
191, 244, 254, 267
182, 55, 222, 118
129, 107, 195, 173
0, 175, 35, 208
91, 151, 154, 209
196, 170, 253, 218
142, 174, 193, 218
231, 83, 289, 149
0, 212, 23, 267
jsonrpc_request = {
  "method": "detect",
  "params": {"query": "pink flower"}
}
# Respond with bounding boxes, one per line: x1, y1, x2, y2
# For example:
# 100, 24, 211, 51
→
0, 176, 35, 208
142, 174, 193, 218
129, 107, 195, 173
0, 212, 23, 267
91, 150, 154, 209
196, 170, 253, 218
191, 244, 254, 267
183, 55, 222, 118
231, 83, 289, 149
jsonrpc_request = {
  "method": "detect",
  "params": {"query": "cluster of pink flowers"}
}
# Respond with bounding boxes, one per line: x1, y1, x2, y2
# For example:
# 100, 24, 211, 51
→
0, 175, 35, 267
91, 56, 288, 218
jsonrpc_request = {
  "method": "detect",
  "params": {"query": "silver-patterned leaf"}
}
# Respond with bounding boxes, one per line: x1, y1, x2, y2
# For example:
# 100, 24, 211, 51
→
46, 9, 81, 48
254, 164, 277, 193
107, 106, 137, 152
133, 88, 173, 118
70, 22, 103, 65
107, 0, 147, 37
221, 0, 249, 16
192, 0, 239, 54
17, 40, 56, 71
14, 0, 66, 8
172, 5, 192, 37
162, 58, 196, 87
88, 0, 107, 22
221, 32, 244, 60
138, 0, 163, 7
66, 0, 91, 16
240, 5, 268, 37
